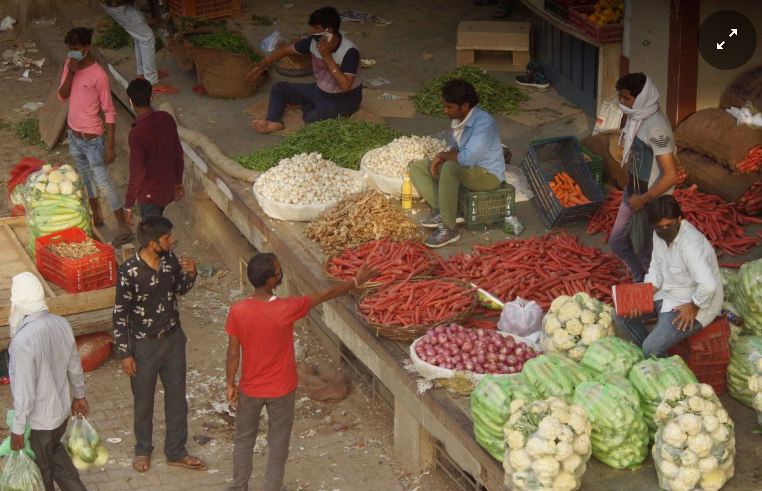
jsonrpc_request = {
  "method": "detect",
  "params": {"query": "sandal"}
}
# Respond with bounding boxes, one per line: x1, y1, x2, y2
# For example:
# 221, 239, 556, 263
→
167, 455, 207, 470
158, 69, 170, 79
112, 232, 134, 247
133, 456, 150, 473
152, 83, 180, 95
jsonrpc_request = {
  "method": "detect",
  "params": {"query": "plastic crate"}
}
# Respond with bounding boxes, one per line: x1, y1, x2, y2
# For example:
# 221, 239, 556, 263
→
169, 0, 241, 20
458, 182, 516, 230
35, 227, 116, 294
543, 0, 570, 22
522, 136, 605, 228
580, 146, 603, 188
568, 6, 623, 43
667, 316, 731, 394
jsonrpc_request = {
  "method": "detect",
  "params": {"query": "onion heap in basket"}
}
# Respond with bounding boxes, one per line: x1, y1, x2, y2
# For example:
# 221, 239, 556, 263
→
363, 136, 449, 178
415, 324, 539, 374
255, 152, 363, 205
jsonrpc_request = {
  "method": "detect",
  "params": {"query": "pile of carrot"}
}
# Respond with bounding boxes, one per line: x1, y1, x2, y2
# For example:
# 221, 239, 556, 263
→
676, 167, 688, 186
737, 145, 762, 174
737, 182, 762, 217
433, 231, 630, 310
587, 186, 762, 256
549, 173, 591, 207
326, 238, 436, 284
358, 279, 476, 326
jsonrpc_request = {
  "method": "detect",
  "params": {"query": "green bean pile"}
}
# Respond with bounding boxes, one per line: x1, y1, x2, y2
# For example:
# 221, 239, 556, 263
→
412, 66, 529, 117
235, 118, 405, 171
185, 31, 262, 63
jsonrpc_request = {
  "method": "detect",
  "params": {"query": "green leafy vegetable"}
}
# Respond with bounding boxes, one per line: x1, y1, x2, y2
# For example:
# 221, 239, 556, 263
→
185, 31, 262, 62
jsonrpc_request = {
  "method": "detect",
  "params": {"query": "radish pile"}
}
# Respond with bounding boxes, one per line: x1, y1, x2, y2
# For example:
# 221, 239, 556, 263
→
413, 323, 539, 374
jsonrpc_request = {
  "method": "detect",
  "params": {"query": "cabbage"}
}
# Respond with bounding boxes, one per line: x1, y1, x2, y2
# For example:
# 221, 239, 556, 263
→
71, 455, 91, 472
79, 446, 97, 464
93, 445, 109, 467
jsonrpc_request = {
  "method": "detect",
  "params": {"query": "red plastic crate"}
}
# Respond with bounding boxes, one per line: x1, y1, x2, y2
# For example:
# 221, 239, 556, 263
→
667, 316, 731, 394
568, 7, 623, 43
689, 362, 728, 395
35, 227, 116, 294
169, 0, 241, 20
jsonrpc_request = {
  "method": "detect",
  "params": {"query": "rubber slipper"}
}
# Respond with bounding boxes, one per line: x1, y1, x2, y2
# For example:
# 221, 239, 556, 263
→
158, 69, 170, 79
167, 456, 207, 471
132, 456, 150, 473
112, 232, 134, 247
152, 84, 180, 95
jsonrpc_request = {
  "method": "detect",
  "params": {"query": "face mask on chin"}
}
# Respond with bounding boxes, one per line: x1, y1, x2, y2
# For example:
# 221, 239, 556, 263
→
154, 244, 171, 259
312, 33, 323, 42
655, 221, 681, 243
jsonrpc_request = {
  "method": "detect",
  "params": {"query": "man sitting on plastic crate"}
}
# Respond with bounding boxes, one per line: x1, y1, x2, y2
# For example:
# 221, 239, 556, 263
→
410, 79, 505, 248
613, 195, 723, 359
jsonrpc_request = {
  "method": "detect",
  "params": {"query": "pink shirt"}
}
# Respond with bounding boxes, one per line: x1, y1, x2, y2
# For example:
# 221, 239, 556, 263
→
58, 59, 116, 135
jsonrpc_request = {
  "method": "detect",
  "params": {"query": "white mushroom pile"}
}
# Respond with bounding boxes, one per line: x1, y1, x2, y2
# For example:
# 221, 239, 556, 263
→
255, 153, 364, 205
363, 136, 450, 178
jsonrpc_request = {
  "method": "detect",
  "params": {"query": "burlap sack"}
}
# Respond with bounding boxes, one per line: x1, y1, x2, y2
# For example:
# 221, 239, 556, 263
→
297, 363, 349, 403
720, 66, 762, 110
608, 131, 624, 164
674, 108, 762, 169
275, 53, 313, 78
580, 131, 629, 189
187, 46, 267, 99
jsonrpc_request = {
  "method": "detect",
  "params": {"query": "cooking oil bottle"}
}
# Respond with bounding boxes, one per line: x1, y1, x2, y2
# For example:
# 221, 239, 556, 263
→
401, 172, 413, 209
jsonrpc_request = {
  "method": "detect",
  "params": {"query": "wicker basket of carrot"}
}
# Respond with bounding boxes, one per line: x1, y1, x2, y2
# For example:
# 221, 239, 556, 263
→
522, 136, 605, 228
357, 277, 478, 341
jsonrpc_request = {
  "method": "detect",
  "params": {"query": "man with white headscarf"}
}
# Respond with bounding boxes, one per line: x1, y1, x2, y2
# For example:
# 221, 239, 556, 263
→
8, 272, 89, 491
610, 73, 678, 283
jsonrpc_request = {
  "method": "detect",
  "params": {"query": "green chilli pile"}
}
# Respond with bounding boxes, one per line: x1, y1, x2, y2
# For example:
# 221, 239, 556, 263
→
185, 31, 262, 62
236, 118, 404, 171
412, 66, 529, 117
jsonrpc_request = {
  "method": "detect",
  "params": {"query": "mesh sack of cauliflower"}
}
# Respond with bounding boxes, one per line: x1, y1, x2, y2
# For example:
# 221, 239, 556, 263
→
62, 416, 109, 471
726, 335, 762, 407
522, 354, 593, 404
572, 372, 649, 469
471, 374, 540, 462
719, 268, 738, 303
23, 164, 92, 257
748, 360, 762, 427
360, 136, 449, 197
652, 383, 735, 491
0, 449, 44, 491
579, 337, 644, 377
503, 397, 592, 491
540, 292, 615, 362
253, 153, 366, 221
730, 260, 762, 336
629, 356, 698, 440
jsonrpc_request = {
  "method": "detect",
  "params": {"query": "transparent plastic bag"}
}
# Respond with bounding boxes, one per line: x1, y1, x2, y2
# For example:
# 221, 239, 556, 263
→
260, 24, 284, 56
573, 374, 649, 470
0, 410, 34, 461
727, 336, 762, 407
498, 297, 543, 337
62, 416, 109, 471
540, 292, 616, 362
505, 165, 533, 202
522, 355, 593, 404
0, 450, 45, 491
749, 366, 762, 428
579, 337, 644, 378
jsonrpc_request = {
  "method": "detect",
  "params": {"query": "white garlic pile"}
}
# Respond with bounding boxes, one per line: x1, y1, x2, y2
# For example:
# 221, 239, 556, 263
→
363, 136, 450, 178
255, 153, 364, 205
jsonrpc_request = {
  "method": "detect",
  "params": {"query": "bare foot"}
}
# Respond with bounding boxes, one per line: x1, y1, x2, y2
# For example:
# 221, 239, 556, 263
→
251, 120, 284, 134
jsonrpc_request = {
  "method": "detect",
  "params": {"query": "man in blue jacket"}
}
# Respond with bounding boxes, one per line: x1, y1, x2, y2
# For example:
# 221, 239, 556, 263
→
410, 79, 505, 248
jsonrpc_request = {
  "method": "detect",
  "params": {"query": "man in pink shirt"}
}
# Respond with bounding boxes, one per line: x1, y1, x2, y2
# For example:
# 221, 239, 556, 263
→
58, 28, 133, 246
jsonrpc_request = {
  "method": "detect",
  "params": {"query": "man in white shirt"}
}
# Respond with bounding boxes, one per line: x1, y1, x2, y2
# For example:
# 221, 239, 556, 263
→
613, 195, 723, 358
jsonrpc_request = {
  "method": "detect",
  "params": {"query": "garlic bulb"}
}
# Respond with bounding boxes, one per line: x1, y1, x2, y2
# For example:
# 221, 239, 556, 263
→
364, 136, 449, 178
255, 153, 364, 205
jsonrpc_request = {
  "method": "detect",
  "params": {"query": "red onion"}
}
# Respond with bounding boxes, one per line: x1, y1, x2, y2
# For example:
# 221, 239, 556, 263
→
477, 329, 486, 338
442, 349, 452, 357
500, 365, 511, 374
474, 366, 485, 374
487, 343, 497, 354
454, 336, 465, 347
504, 337, 516, 349
476, 354, 487, 365
493, 336, 504, 348
507, 366, 517, 374
516, 362, 524, 371
425, 348, 435, 358
426, 329, 436, 337
462, 342, 473, 353
518, 342, 527, 349
514, 347, 525, 358
487, 363, 498, 372
451, 347, 461, 356
465, 362, 475, 371
456, 363, 466, 371
442, 342, 452, 350
498, 353, 507, 363
499, 346, 509, 355
506, 355, 518, 366
487, 353, 498, 364
437, 334, 448, 345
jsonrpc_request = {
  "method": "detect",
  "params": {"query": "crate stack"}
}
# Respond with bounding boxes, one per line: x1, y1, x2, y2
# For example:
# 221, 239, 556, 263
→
667, 316, 732, 394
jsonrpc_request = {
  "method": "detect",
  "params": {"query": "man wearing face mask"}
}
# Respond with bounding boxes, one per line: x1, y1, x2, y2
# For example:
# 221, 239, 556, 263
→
123, 78, 185, 226
225, 254, 378, 490
610, 73, 679, 283
247, 7, 362, 133
113, 216, 207, 473
613, 196, 723, 359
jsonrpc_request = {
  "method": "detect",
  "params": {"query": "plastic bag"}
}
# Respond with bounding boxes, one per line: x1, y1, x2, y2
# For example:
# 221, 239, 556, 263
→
725, 101, 762, 129
502, 216, 524, 236
726, 336, 762, 407
652, 383, 735, 491
522, 355, 593, 403
503, 397, 592, 491
260, 24, 284, 56
728, 259, 762, 335
628, 356, 698, 440
749, 362, 762, 427
62, 416, 109, 471
540, 292, 616, 362
7, 157, 44, 203
0, 410, 35, 460
579, 337, 644, 377
505, 165, 533, 202
573, 373, 649, 470
0, 450, 44, 491
471, 375, 540, 461
498, 297, 543, 337
720, 268, 739, 303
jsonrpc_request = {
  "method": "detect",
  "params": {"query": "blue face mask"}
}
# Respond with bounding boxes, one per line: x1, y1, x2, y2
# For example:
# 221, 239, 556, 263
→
68, 49, 85, 60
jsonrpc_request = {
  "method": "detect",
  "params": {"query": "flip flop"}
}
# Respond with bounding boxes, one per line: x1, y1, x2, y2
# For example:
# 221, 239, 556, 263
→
158, 69, 170, 79
152, 84, 180, 95
132, 456, 150, 473
167, 455, 207, 471
112, 232, 134, 247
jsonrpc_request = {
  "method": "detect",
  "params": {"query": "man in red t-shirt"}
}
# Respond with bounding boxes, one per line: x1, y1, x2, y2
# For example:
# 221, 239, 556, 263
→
225, 254, 377, 491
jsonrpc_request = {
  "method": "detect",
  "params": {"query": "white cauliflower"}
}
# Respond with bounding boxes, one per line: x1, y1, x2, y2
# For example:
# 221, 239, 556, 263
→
678, 467, 701, 487
687, 432, 714, 457
597, 312, 613, 329
572, 434, 591, 455
680, 449, 699, 467
682, 384, 699, 397
554, 441, 574, 461
60, 164, 73, 171
562, 454, 582, 473
510, 399, 527, 414
558, 302, 582, 322
568, 412, 587, 436
663, 422, 687, 448
549, 296, 571, 314
508, 449, 532, 471
48, 170, 64, 183
507, 430, 526, 450
59, 181, 74, 196
658, 459, 680, 479
531, 456, 560, 478
716, 408, 730, 425
556, 424, 574, 443
64, 171, 79, 183
654, 403, 672, 424
543, 314, 562, 335
552, 471, 577, 491
670, 479, 692, 491
664, 386, 682, 401
698, 456, 718, 473
570, 405, 587, 419
700, 469, 728, 491
34, 182, 46, 193
565, 318, 584, 336
573, 292, 591, 303
538, 420, 561, 441
703, 415, 720, 433
579, 310, 596, 325
568, 346, 587, 361
580, 324, 605, 346
42, 164, 53, 172
525, 436, 546, 458
45, 182, 60, 194
699, 384, 715, 398
557, 337, 576, 351
677, 414, 702, 436
710, 425, 729, 443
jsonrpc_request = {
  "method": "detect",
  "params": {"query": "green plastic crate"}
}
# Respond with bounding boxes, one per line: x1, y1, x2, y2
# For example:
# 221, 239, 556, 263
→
580, 146, 603, 188
458, 182, 516, 230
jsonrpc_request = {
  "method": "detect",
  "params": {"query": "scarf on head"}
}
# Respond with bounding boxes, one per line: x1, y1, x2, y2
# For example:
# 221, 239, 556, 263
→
618, 76, 660, 167
8, 272, 48, 338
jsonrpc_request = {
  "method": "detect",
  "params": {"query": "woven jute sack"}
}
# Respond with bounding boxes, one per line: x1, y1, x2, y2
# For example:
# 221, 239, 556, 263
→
188, 46, 266, 99
720, 66, 762, 110
297, 363, 349, 403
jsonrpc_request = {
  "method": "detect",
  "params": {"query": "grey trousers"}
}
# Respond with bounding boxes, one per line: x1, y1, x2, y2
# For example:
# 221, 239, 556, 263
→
130, 328, 189, 461
228, 390, 296, 491
28, 418, 87, 491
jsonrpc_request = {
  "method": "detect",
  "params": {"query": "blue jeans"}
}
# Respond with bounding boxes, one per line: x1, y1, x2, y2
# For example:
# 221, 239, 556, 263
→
609, 187, 654, 283
68, 130, 122, 211
266, 82, 361, 125
614, 300, 703, 359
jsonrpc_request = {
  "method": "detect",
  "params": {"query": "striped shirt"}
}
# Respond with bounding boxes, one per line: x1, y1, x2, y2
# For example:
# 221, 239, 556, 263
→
9, 312, 86, 434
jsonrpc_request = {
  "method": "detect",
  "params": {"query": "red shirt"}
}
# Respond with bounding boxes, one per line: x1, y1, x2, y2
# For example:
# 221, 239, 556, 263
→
225, 296, 311, 398
125, 109, 184, 208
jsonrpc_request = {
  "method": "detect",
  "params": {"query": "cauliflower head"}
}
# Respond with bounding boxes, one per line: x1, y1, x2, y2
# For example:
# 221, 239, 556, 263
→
687, 432, 714, 458
579, 310, 597, 325
552, 471, 578, 491
597, 312, 614, 329
59, 181, 75, 196
658, 459, 680, 479
506, 430, 526, 450
543, 314, 562, 336
64, 171, 79, 183
565, 318, 584, 336
549, 296, 572, 314
558, 302, 583, 323
580, 324, 605, 346
568, 346, 587, 362
678, 414, 703, 436
662, 422, 687, 448
531, 456, 560, 478
48, 170, 64, 183
572, 434, 591, 455
700, 469, 728, 491
508, 449, 532, 472
562, 454, 583, 474
45, 182, 60, 194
